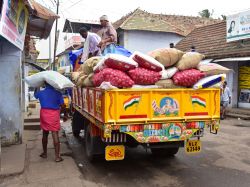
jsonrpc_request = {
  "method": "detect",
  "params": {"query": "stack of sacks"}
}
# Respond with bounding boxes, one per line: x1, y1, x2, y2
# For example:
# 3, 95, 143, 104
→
71, 56, 103, 87
93, 54, 137, 88
193, 63, 232, 89
129, 51, 163, 85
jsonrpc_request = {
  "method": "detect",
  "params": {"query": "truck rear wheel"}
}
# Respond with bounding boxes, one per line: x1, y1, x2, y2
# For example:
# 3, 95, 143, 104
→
151, 147, 179, 157
85, 123, 105, 161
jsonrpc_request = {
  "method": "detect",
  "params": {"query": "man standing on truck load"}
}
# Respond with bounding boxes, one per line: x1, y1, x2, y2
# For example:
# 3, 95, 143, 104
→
35, 83, 65, 162
220, 81, 232, 120
79, 27, 101, 63
97, 15, 117, 55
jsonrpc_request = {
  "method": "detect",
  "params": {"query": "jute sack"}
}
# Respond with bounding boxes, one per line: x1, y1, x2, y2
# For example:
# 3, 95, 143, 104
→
198, 63, 232, 75
76, 74, 88, 86
176, 52, 205, 70
71, 72, 81, 81
155, 79, 176, 88
79, 56, 102, 75
83, 73, 94, 87
148, 48, 184, 67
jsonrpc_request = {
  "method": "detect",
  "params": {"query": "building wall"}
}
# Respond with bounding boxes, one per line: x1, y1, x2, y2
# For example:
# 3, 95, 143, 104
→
0, 40, 23, 145
218, 61, 239, 108
122, 30, 183, 53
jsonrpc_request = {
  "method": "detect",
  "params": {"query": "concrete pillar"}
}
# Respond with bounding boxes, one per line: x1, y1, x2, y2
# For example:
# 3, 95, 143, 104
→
0, 40, 23, 145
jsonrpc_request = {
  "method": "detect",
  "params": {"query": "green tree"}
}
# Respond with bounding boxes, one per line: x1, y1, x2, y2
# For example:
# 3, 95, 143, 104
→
199, 9, 214, 18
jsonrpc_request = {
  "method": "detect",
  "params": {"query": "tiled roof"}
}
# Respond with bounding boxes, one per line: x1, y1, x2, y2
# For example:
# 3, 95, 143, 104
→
175, 21, 250, 59
113, 9, 221, 36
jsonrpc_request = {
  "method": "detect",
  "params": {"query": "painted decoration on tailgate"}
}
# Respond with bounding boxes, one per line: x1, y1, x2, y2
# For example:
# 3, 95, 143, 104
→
152, 97, 179, 117
123, 96, 141, 110
120, 122, 203, 143
191, 96, 206, 108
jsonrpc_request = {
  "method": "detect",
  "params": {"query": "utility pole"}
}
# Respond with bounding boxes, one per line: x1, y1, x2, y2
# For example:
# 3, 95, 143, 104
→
53, 0, 59, 71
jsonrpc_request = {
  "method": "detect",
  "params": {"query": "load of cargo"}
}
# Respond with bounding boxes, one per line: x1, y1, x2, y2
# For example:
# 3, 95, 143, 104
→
72, 48, 232, 89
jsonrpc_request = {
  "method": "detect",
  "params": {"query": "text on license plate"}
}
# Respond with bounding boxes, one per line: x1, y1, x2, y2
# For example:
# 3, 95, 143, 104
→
185, 140, 201, 153
105, 145, 125, 161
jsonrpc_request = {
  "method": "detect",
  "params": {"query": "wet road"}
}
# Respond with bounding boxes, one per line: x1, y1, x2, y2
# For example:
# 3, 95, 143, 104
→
65, 118, 250, 187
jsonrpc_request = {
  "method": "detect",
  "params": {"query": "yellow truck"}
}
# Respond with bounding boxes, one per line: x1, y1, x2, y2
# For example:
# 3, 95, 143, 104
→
72, 87, 220, 161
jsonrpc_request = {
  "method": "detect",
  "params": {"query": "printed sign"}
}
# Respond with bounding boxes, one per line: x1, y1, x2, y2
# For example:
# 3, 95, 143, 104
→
227, 10, 250, 42
0, 0, 28, 50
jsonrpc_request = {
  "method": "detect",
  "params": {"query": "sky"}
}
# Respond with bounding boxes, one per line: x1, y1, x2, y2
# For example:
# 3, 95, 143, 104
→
35, 0, 250, 59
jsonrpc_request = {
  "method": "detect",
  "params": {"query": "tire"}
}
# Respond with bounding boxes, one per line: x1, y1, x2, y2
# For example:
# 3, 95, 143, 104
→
151, 147, 179, 157
72, 111, 84, 137
85, 123, 105, 162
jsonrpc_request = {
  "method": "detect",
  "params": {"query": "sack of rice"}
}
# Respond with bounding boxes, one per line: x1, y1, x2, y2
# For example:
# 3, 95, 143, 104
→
176, 52, 205, 70
128, 67, 161, 85
93, 68, 134, 88
104, 54, 138, 71
160, 67, 178, 79
193, 74, 226, 89
25, 71, 74, 89
131, 51, 164, 72
148, 48, 184, 67
198, 63, 232, 75
80, 56, 103, 75
172, 69, 205, 87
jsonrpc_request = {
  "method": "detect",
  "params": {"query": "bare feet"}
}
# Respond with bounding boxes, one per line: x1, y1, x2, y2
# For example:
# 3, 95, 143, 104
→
55, 157, 64, 162
39, 153, 47, 158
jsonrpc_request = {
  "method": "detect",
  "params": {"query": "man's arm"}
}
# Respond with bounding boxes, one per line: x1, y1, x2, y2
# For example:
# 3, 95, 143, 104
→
228, 88, 232, 104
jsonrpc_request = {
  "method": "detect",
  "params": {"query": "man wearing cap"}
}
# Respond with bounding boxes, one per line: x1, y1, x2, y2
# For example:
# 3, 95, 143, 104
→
98, 15, 117, 55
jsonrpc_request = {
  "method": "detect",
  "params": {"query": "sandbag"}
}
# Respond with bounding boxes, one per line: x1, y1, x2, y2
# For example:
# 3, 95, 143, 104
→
176, 52, 205, 70
155, 79, 175, 88
79, 56, 102, 75
198, 63, 232, 75
83, 73, 94, 87
25, 71, 74, 89
104, 54, 138, 71
93, 68, 134, 88
172, 69, 205, 87
128, 68, 161, 85
131, 51, 164, 72
148, 48, 184, 67
193, 74, 226, 89
71, 72, 81, 81
93, 58, 106, 73
160, 67, 178, 79
76, 74, 88, 87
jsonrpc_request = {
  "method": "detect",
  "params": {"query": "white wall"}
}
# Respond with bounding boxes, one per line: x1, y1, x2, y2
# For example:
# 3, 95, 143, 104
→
217, 61, 238, 108
123, 30, 183, 53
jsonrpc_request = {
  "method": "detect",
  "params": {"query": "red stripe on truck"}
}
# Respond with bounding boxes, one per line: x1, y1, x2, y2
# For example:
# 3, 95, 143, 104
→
184, 112, 208, 116
120, 115, 147, 119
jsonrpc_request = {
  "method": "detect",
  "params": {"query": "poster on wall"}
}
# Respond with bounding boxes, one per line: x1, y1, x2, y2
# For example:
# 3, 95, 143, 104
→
239, 89, 250, 103
227, 10, 250, 42
0, 0, 28, 50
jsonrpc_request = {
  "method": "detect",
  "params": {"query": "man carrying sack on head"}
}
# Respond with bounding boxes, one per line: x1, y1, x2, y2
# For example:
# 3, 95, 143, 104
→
97, 15, 117, 55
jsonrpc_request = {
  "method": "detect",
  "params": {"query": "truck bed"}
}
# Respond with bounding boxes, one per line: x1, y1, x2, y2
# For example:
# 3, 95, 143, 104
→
73, 87, 220, 124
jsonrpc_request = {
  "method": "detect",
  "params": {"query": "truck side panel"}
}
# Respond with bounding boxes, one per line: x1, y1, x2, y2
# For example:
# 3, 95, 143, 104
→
105, 89, 220, 123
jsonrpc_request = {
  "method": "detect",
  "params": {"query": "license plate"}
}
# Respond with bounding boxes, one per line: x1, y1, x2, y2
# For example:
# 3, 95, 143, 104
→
185, 140, 201, 153
105, 145, 125, 161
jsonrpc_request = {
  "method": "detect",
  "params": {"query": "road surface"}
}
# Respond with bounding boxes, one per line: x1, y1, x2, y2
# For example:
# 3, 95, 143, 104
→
66, 118, 250, 187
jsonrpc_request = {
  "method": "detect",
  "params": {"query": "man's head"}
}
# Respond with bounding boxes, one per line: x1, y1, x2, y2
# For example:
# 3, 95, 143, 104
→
170, 43, 174, 48
100, 15, 109, 27
79, 27, 88, 39
223, 81, 227, 88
